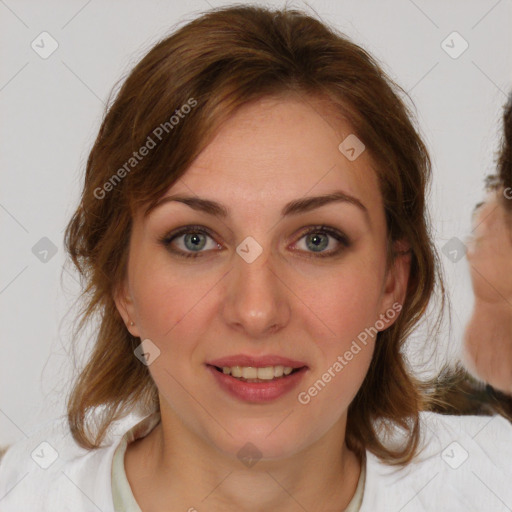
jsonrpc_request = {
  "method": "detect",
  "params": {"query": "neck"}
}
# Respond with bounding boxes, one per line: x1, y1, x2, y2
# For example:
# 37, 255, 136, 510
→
125, 405, 362, 512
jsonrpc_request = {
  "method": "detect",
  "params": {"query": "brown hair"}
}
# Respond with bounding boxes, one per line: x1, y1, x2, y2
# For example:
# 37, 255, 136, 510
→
428, 364, 512, 422
486, 92, 512, 213
64, 4, 445, 465
498, 93, 512, 216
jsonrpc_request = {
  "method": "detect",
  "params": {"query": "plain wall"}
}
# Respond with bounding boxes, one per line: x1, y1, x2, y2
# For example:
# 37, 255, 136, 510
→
1, 0, 511, 446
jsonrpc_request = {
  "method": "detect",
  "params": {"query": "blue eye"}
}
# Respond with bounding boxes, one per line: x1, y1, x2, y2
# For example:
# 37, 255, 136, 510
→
159, 225, 350, 259
293, 226, 351, 258
159, 225, 221, 259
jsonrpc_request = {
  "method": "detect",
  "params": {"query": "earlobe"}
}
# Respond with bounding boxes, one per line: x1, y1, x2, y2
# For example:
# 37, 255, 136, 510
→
113, 280, 140, 337
379, 240, 411, 329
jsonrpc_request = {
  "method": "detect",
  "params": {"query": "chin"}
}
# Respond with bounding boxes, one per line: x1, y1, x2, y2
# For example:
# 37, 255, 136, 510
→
208, 419, 311, 462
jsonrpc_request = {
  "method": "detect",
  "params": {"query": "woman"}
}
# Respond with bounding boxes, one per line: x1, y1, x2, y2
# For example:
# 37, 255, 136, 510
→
1, 5, 511, 511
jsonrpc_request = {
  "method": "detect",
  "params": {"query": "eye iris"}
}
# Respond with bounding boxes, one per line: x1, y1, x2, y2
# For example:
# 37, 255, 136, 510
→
306, 233, 328, 252
184, 233, 206, 251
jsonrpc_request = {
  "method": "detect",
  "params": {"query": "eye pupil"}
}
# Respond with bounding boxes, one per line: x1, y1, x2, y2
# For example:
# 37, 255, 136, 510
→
307, 233, 328, 252
184, 233, 206, 251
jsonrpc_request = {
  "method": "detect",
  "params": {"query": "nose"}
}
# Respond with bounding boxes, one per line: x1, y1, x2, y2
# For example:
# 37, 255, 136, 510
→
221, 248, 291, 339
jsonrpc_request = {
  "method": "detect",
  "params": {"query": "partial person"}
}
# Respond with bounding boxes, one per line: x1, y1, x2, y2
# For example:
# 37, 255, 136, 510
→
464, 93, 512, 396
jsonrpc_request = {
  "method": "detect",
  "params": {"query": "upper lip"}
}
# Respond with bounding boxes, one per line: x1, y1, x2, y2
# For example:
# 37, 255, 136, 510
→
207, 354, 307, 369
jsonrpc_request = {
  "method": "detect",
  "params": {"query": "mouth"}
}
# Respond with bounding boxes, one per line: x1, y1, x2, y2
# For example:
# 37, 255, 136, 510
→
209, 364, 305, 383
205, 356, 309, 403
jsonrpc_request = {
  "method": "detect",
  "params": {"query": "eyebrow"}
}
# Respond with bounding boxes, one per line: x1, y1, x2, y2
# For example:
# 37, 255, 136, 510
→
145, 190, 369, 222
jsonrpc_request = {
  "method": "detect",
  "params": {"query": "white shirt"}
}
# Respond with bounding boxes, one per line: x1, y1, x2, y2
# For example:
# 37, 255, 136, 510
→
1, 411, 511, 511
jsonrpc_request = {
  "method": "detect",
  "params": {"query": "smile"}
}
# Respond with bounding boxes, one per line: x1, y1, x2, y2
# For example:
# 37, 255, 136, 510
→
217, 365, 298, 381
206, 363, 308, 403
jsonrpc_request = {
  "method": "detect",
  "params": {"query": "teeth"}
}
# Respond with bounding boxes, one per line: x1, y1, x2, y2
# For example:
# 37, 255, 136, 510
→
231, 366, 243, 378
243, 367, 258, 379
220, 365, 297, 380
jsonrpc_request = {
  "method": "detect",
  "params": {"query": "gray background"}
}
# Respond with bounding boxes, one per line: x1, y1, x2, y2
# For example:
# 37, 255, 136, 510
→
1, 0, 511, 446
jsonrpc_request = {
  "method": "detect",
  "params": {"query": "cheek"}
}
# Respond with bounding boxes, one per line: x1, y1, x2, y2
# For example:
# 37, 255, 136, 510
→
130, 252, 220, 339
308, 269, 379, 371
296, 331, 375, 444
294, 253, 384, 401
295, 254, 386, 340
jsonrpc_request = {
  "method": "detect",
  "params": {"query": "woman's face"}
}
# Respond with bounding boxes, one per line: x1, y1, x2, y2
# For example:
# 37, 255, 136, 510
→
116, 95, 408, 460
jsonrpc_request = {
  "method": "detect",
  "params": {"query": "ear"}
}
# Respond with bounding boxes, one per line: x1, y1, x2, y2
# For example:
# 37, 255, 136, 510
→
113, 278, 141, 338
377, 239, 411, 330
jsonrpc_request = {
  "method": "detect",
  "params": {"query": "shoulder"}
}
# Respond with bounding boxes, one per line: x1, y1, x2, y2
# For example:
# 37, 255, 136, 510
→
0, 414, 139, 512
360, 412, 512, 511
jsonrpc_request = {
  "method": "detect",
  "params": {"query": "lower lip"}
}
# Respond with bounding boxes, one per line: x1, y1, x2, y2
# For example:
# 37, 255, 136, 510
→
206, 365, 308, 403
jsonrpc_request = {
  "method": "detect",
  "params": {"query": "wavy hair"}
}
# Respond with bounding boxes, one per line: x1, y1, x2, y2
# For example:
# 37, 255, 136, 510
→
64, 4, 445, 465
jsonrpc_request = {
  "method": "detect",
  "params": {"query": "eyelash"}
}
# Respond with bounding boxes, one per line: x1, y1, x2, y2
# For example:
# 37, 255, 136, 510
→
158, 224, 351, 259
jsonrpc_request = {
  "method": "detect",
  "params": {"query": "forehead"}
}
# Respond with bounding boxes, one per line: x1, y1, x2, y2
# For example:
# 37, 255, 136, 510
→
157, 96, 383, 220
